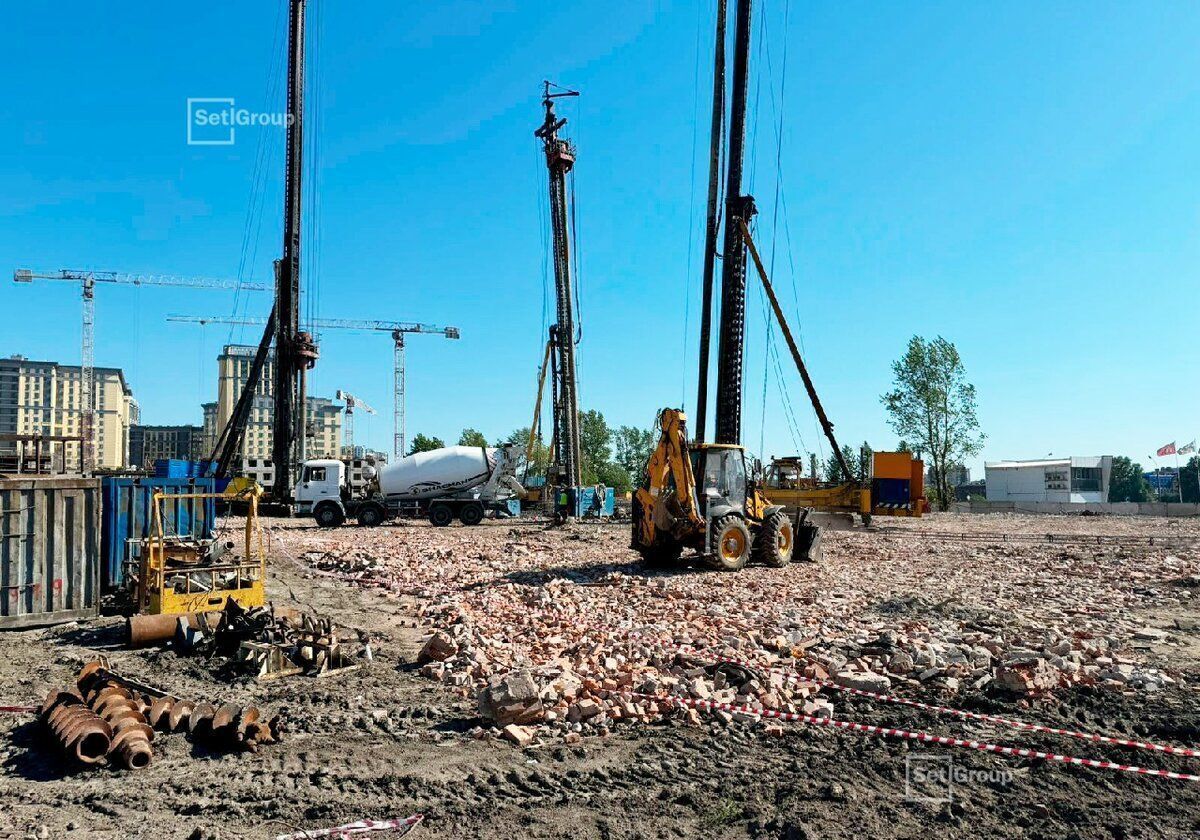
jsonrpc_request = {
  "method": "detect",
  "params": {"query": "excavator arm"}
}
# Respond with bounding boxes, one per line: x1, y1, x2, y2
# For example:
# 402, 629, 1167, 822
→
632, 409, 705, 550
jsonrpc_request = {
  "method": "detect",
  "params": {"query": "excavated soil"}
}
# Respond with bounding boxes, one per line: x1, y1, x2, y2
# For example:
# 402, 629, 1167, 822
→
0, 513, 1198, 839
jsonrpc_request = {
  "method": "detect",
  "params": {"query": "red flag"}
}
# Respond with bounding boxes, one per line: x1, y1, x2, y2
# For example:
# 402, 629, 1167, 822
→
1157, 442, 1177, 457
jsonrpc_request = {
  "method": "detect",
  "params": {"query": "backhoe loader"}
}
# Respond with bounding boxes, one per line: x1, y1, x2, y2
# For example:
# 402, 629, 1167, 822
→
631, 408, 820, 570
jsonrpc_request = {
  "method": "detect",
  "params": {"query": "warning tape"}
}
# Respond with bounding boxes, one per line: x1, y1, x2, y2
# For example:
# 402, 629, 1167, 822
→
712, 656, 1200, 759
0, 705, 37, 714
273, 813, 423, 840
616, 691, 1200, 783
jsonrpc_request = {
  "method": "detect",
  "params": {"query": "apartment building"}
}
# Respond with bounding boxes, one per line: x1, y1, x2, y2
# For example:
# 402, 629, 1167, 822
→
0, 354, 137, 469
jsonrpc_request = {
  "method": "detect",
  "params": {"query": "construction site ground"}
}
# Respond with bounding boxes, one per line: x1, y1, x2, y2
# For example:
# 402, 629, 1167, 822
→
2, 512, 1199, 840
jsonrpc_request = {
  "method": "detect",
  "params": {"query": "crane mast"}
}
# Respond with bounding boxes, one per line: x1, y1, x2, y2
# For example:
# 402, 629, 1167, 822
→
535, 82, 583, 490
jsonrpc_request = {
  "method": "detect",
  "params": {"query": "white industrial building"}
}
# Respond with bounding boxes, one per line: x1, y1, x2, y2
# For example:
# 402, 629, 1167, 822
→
985, 456, 1112, 503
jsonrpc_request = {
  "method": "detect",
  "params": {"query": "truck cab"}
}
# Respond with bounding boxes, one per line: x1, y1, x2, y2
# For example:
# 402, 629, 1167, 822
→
295, 459, 348, 526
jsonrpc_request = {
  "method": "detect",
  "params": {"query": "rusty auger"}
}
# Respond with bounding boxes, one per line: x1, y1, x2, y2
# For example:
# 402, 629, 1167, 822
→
77, 662, 154, 770
40, 690, 112, 765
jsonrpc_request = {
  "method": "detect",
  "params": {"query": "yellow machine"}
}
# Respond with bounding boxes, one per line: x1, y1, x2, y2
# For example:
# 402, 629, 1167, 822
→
763, 456, 872, 524
137, 488, 266, 616
632, 408, 817, 570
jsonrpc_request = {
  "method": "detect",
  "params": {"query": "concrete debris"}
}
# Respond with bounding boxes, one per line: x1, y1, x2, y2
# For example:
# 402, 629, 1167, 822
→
279, 512, 1197, 741
478, 670, 543, 726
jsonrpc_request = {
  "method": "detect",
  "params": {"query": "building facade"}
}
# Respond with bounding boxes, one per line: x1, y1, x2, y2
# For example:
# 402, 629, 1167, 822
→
985, 456, 1112, 504
129, 424, 205, 469
0, 354, 137, 469
213, 345, 341, 461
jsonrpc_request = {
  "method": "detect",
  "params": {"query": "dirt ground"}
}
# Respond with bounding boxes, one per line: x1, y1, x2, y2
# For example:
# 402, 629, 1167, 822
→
1, 513, 1198, 840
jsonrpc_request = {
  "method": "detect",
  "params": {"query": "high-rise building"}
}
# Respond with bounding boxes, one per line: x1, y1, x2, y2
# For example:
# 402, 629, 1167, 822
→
0, 354, 137, 469
129, 424, 205, 469
213, 345, 340, 461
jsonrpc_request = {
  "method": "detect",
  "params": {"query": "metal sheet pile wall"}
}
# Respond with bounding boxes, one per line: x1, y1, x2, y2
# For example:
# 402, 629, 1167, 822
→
0, 477, 100, 630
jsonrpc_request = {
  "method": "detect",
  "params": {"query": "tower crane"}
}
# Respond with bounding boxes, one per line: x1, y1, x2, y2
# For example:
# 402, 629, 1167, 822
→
166, 314, 459, 461
334, 389, 376, 456
12, 268, 265, 472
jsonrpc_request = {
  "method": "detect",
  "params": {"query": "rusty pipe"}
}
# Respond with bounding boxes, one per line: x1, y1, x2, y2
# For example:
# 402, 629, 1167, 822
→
40, 690, 112, 765
126, 611, 221, 649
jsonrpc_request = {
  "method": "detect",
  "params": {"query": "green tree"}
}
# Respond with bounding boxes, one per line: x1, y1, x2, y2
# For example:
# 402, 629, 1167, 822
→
823, 442, 871, 484
593, 460, 633, 494
578, 409, 612, 484
458, 428, 488, 448
500, 427, 550, 476
1108, 456, 1152, 503
881, 336, 984, 512
406, 433, 445, 456
1179, 456, 1200, 504
612, 424, 655, 482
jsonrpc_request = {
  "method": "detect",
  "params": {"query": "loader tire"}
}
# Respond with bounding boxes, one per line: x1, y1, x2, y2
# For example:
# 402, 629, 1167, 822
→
708, 515, 751, 572
754, 512, 794, 567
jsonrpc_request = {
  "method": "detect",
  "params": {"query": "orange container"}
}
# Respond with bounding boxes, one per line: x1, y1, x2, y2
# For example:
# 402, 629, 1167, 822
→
910, 458, 925, 505
873, 451, 913, 481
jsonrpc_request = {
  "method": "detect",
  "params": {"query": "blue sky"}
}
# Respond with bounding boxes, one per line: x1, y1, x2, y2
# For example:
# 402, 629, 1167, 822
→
2, 1, 1198, 475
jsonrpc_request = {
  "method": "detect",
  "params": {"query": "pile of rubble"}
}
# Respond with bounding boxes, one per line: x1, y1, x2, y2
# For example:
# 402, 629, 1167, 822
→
277, 515, 1198, 743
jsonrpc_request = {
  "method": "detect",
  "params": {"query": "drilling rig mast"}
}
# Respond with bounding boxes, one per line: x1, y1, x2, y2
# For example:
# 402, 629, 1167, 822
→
271, 0, 318, 498
535, 82, 583, 496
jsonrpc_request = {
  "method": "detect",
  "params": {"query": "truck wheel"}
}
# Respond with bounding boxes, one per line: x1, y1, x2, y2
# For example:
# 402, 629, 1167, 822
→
459, 502, 485, 526
707, 515, 751, 572
314, 504, 344, 529
357, 504, 385, 527
429, 504, 454, 527
753, 512, 794, 567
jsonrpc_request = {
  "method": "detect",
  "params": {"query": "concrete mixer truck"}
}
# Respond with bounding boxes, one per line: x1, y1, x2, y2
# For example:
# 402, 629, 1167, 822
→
295, 444, 526, 528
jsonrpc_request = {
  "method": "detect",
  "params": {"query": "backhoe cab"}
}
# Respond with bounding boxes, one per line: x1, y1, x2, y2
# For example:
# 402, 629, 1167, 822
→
632, 409, 820, 571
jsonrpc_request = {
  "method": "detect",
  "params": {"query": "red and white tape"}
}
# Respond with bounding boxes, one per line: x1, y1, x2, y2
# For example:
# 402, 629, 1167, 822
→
0, 705, 37, 714
273, 813, 423, 840
617, 691, 1200, 783
712, 655, 1200, 759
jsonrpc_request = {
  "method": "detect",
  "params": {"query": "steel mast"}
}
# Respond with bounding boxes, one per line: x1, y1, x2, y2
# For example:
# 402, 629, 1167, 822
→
713, 0, 755, 446
535, 82, 583, 491
694, 0, 728, 444
271, 0, 318, 499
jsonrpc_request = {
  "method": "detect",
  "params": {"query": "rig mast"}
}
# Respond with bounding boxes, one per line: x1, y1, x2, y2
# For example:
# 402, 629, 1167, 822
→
535, 82, 583, 490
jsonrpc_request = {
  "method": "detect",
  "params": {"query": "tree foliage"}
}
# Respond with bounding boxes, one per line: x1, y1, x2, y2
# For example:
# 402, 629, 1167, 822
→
824, 442, 871, 484
881, 336, 984, 512
1108, 455, 1151, 503
406, 433, 445, 455
612, 425, 656, 483
499, 426, 551, 475
457, 428, 488, 448
1180, 456, 1200, 504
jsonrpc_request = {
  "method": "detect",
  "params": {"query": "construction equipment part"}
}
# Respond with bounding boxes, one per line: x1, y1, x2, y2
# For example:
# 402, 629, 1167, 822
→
137, 488, 265, 616
12, 269, 264, 473
77, 661, 154, 770
534, 81, 588, 519
40, 690, 112, 765
167, 314, 459, 462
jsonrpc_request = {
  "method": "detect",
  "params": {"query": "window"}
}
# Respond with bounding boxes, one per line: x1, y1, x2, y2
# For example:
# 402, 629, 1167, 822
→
1044, 469, 1069, 491
1072, 467, 1102, 493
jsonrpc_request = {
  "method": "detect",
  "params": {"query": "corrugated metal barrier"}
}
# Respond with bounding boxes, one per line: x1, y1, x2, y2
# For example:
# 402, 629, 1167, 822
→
100, 477, 217, 592
0, 477, 100, 630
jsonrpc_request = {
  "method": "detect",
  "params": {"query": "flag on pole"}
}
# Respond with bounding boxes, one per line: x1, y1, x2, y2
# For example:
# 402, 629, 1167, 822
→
1179, 441, 1196, 456
1157, 441, 1177, 457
